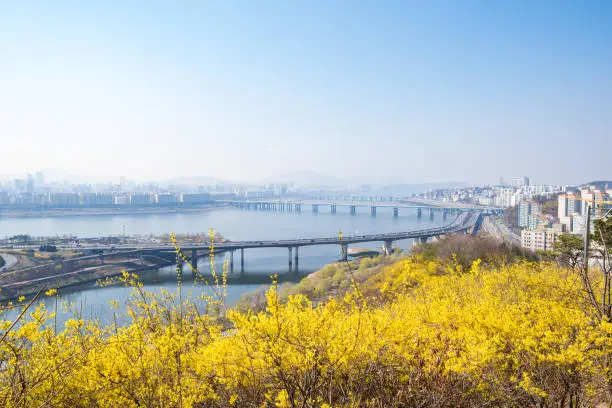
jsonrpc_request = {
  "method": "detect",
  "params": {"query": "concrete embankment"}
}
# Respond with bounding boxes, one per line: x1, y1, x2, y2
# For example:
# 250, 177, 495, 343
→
0, 204, 225, 219
0, 256, 170, 302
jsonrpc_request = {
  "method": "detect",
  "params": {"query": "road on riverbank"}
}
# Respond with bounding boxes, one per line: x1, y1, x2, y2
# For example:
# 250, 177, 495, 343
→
481, 215, 521, 246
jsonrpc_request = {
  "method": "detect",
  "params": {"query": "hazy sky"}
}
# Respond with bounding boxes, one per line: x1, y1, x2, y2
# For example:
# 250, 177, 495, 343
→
1, 1, 610, 185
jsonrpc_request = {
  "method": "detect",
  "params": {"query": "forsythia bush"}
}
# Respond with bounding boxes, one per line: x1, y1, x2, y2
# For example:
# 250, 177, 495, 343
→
1, 258, 611, 407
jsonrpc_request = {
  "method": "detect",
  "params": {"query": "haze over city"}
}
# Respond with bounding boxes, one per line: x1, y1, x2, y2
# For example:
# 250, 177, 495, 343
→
3, 3, 612, 407
1, 1, 610, 185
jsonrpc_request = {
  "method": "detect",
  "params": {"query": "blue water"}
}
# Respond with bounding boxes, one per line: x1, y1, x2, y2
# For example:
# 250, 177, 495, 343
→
1, 206, 445, 326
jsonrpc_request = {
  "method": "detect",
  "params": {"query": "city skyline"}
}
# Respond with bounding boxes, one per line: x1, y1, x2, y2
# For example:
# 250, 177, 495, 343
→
0, 168, 605, 189
1, 1, 611, 184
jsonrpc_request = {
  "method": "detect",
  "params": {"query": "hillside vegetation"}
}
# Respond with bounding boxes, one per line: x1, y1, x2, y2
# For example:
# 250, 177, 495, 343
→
0, 238, 611, 407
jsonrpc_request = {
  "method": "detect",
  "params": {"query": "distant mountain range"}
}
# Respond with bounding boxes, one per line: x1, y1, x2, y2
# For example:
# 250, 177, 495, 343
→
365, 183, 468, 196
160, 176, 231, 187
262, 171, 347, 187
262, 170, 466, 192
581, 181, 612, 190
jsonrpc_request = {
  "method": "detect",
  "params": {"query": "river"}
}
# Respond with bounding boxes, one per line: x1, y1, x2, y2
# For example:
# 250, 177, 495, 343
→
1, 206, 445, 326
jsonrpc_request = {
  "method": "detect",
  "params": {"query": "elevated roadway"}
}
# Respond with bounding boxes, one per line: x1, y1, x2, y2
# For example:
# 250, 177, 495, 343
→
1, 211, 482, 287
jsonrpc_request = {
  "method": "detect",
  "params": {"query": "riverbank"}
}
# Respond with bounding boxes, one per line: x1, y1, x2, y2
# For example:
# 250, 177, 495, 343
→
2, 239, 607, 406
0, 254, 170, 302
0, 204, 225, 219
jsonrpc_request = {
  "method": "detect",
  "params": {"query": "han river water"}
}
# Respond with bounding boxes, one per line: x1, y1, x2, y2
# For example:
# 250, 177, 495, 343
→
1, 207, 446, 325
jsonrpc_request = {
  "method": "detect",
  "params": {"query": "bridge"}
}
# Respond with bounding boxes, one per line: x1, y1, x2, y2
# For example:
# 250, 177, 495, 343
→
218, 199, 501, 218
1, 211, 482, 293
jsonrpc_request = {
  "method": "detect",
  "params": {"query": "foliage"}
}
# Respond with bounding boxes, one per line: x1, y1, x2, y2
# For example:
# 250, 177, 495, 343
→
1, 254, 611, 406
412, 234, 536, 270
38, 244, 58, 252
156, 232, 225, 244
532, 194, 559, 217
553, 233, 584, 270
593, 216, 612, 250
591, 215, 612, 320
235, 253, 397, 313
7, 234, 31, 243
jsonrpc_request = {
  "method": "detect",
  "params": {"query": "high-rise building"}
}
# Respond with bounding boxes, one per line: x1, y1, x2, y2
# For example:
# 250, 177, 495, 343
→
581, 186, 611, 218
572, 214, 585, 235
567, 193, 580, 216
26, 174, 35, 194
14, 179, 26, 192
35, 172, 44, 188
528, 214, 549, 230
521, 228, 560, 252
519, 201, 531, 228
522, 176, 530, 187
518, 200, 541, 229
558, 194, 568, 218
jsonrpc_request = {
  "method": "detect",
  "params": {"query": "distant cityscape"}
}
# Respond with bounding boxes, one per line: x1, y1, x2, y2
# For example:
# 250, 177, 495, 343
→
517, 185, 611, 253
415, 177, 611, 253
0, 172, 301, 206
1, 172, 610, 254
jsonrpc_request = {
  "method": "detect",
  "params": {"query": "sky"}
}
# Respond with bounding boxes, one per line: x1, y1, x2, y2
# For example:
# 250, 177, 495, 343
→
0, 1, 610, 186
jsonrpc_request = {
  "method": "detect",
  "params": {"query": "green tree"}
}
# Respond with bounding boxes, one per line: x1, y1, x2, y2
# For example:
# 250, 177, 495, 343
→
592, 216, 612, 249
553, 234, 583, 270
592, 216, 612, 318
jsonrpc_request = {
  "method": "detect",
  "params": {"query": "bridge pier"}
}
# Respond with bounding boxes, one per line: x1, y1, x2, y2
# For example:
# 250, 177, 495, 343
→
430, 208, 434, 219
288, 247, 293, 272
341, 243, 348, 261
443, 209, 448, 220
296, 204, 302, 212
420, 237, 428, 244
191, 249, 198, 279
294, 246, 299, 273
230, 250, 234, 274
383, 240, 393, 256
191, 249, 198, 268
241, 248, 244, 275
312, 204, 318, 214
331, 205, 336, 214
393, 207, 399, 217
176, 252, 183, 282
417, 208, 422, 218
371, 206, 376, 216
350, 205, 356, 215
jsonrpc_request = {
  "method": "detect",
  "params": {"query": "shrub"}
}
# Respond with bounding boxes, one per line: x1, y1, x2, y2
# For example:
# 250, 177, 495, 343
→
1, 258, 610, 407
